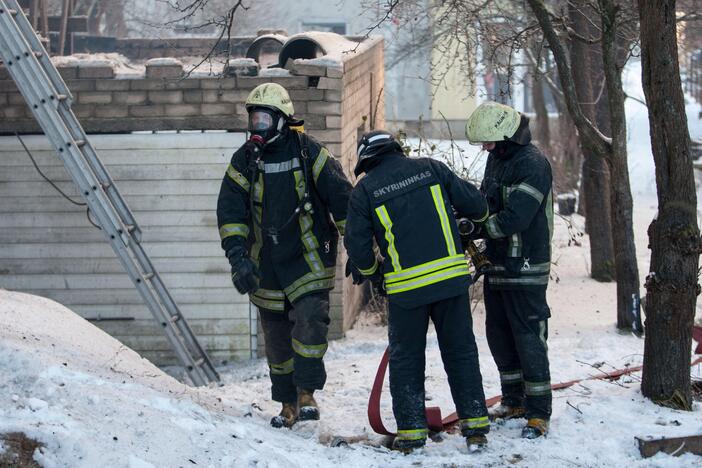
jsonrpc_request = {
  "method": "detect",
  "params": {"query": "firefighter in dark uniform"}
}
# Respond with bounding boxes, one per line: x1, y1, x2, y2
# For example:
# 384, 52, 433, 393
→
216, 83, 352, 428
344, 131, 491, 453
465, 101, 554, 439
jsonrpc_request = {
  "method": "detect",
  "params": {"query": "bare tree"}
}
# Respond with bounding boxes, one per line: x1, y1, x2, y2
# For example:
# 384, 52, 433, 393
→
639, 0, 701, 410
527, 0, 641, 330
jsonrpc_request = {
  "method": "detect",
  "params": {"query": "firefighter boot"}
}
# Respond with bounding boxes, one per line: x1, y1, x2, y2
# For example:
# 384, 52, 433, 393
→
391, 436, 426, 454
521, 418, 549, 439
297, 389, 320, 421
270, 402, 297, 428
488, 403, 526, 421
465, 434, 488, 453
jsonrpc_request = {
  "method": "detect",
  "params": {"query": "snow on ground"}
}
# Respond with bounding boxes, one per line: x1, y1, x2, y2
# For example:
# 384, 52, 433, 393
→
2, 201, 701, 467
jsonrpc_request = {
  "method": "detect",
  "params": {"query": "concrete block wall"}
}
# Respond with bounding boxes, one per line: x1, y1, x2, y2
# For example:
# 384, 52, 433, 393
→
0, 35, 384, 365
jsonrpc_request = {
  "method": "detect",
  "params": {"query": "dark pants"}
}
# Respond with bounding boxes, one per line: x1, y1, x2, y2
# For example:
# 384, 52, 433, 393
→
259, 292, 331, 403
388, 293, 489, 437
484, 282, 552, 420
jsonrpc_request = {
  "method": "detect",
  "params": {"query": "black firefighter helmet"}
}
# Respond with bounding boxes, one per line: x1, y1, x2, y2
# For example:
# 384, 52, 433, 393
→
354, 130, 403, 176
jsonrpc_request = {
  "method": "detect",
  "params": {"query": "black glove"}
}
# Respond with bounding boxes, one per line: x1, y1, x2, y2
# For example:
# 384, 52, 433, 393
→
344, 258, 364, 285
227, 246, 259, 295
368, 270, 386, 297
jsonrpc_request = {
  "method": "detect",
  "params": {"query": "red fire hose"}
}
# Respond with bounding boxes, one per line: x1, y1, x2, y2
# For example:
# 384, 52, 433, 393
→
368, 326, 702, 436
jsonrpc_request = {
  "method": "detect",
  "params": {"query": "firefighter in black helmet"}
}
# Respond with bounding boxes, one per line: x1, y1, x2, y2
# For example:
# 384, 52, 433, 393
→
344, 130, 491, 453
217, 83, 352, 428
465, 101, 554, 439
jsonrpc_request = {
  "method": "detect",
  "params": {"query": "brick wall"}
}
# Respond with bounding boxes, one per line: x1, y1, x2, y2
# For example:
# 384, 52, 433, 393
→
0, 35, 384, 364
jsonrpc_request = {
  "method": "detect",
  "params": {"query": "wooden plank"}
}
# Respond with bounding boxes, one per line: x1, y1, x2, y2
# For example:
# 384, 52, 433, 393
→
0, 164, 227, 182
636, 434, 702, 458
0, 210, 217, 227
0, 226, 219, 243
92, 318, 249, 336
72, 303, 248, 320
0, 195, 220, 213
15, 288, 242, 305
0, 133, 243, 152
0, 180, 221, 196
0, 149, 233, 166
0, 257, 228, 274
0, 242, 220, 259
0, 272, 233, 290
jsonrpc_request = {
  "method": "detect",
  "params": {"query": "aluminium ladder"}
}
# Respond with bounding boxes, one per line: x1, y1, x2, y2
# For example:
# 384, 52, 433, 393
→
0, 0, 219, 386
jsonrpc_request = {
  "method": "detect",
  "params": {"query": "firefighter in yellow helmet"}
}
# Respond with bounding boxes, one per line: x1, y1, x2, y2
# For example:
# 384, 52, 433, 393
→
465, 101, 554, 439
216, 83, 352, 428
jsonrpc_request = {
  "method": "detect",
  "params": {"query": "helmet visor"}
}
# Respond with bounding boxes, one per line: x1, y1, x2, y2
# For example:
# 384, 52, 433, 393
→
248, 110, 274, 132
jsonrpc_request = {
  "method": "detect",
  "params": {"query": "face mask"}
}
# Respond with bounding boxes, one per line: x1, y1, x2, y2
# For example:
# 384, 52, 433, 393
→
248, 108, 283, 145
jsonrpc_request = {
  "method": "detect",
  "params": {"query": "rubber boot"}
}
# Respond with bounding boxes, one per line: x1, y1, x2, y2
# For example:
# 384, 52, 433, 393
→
297, 389, 320, 421
488, 404, 526, 421
521, 418, 549, 439
270, 402, 297, 428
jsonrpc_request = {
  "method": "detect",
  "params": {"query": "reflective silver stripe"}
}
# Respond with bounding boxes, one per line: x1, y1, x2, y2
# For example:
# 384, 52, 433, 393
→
269, 358, 294, 375
226, 164, 250, 192
254, 288, 285, 300
488, 275, 549, 286
396, 428, 428, 441
313, 148, 329, 183
292, 338, 328, 359
525, 380, 551, 396
513, 182, 544, 204
539, 320, 548, 350
485, 214, 505, 238
509, 232, 521, 257
250, 295, 285, 311
500, 370, 524, 383
459, 416, 489, 429
257, 158, 301, 173
384, 254, 466, 283
490, 262, 551, 274
219, 223, 249, 240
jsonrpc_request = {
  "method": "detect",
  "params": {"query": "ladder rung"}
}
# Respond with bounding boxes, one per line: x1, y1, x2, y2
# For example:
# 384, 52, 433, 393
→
143, 272, 154, 280
101, 181, 112, 190
57, 94, 68, 101
169, 314, 181, 323
7, 9, 18, 16
34, 51, 43, 58
125, 224, 136, 232
194, 358, 205, 367
75, 139, 86, 147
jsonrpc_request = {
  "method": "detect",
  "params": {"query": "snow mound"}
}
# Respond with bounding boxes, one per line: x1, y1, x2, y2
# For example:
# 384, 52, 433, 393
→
145, 58, 183, 67
259, 67, 291, 77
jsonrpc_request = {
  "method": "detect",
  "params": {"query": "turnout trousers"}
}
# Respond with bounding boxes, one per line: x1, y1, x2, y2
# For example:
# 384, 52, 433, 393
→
387, 292, 489, 442
484, 281, 552, 420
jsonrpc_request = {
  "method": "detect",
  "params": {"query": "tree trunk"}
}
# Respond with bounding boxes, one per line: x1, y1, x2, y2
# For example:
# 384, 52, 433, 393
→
639, 0, 700, 409
599, 0, 641, 329
570, 0, 615, 281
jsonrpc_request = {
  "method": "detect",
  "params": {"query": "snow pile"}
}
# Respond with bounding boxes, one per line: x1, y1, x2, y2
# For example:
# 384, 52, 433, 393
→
259, 67, 291, 77
145, 58, 183, 67
294, 56, 343, 73
2, 203, 701, 466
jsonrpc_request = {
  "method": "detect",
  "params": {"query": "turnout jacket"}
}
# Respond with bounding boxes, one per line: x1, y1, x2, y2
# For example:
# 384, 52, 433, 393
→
345, 153, 489, 308
217, 129, 352, 306
480, 128, 554, 289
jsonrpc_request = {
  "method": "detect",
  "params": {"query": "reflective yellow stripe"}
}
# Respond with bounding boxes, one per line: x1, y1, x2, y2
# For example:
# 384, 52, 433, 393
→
500, 370, 524, 383
359, 258, 378, 276
269, 358, 294, 375
375, 205, 401, 272
219, 223, 249, 240
430, 184, 456, 256
254, 288, 285, 300
459, 416, 489, 429
250, 295, 285, 311
384, 254, 466, 284
251, 173, 264, 262
385, 264, 469, 294
292, 338, 328, 359
294, 170, 320, 252
513, 182, 544, 204
313, 148, 330, 183
226, 164, 250, 192
485, 214, 505, 238
396, 428, 428, 441
284, 267, 336, 303
335, 218, 346, 235
473, 207, 490, 223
